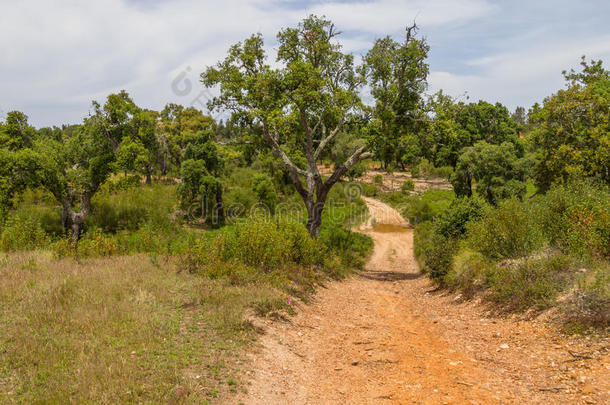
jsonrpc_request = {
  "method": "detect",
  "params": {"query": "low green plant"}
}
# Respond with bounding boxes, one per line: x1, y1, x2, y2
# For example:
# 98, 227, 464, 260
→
535, 180, 610, 260
401, 179, 415, 192
485, 253, 574, 311
0, 215, 50, 251
413, 221, 458, 281
467, 199, 543, 259
373, 174, 383, 185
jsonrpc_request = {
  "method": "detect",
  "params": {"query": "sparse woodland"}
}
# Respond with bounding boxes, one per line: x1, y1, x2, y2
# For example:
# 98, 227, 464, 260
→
0, 15, 608, 404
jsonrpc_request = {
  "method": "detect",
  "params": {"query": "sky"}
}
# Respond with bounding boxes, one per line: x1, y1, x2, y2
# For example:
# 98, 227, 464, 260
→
2, 0, 610, 127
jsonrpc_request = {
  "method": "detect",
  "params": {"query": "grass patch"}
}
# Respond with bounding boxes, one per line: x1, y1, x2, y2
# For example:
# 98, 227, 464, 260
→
0, 252, 265, 403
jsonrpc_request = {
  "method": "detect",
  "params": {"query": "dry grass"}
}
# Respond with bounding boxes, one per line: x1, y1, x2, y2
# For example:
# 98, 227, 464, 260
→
0, 251, 283, 403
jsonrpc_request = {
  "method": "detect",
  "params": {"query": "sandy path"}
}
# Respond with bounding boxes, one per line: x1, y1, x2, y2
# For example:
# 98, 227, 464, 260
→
238, 198, 609, 404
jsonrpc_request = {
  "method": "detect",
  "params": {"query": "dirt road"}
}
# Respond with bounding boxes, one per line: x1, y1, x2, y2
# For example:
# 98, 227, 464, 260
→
238, 198, 609, 404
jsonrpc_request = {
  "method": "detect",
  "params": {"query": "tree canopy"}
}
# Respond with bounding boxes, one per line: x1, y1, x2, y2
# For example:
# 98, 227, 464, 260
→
202, 15, 429, 237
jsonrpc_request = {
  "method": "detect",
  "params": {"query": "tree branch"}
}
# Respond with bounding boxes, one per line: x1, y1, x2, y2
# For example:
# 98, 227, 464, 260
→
321, 144, 371, 198
262, 122, 308, 199
314, 119, 343, 160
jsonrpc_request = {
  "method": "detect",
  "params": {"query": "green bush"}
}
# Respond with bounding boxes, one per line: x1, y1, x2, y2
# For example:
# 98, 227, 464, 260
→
467, 199, 543, 259
0, 215, 50, 251
431, 166, 454, 179
107, 175, 142, 193
445, 249, 491, 296
403, 189, 454, 225
361, 183, 379, 197
224, 187, 257, 217
536, 180, 610, 260
87, 200, 147, 233
319, 225, 373, 270
434, 196, 486, 239
401, 179, 415, 192
410, 165, 420, 178
252, 174, 278, 214
413, 221, 458, 281
485, 253, 574, 311
192, 221, 323, 271
373, 174, 383, 185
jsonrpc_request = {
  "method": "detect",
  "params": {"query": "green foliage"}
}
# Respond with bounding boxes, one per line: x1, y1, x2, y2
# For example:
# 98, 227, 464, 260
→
0, 111, 36, 150
422, 96, 520, 168
373, 174, 383, 185
401, 179, 414, 192
363, 25, 429, 168
531, 58, 610, 190
444, 249, 491, 296
361, 183, 379, 197
192, 221, 322, 271
434, 196, 486, 239
467, 199, 543, 259
0, 215, 49, 251
451, 141, 527, 204
410, 165, 420, 178
413, 221, 458, 281
565, 264, 610, 328
402, 189, 454, 225
319, 225, 373, 270
224, 187, 257, 216
534, 180, 610, 260
252, 174, 278, 213
485, 254, 574, 311
412, 158, 453, 180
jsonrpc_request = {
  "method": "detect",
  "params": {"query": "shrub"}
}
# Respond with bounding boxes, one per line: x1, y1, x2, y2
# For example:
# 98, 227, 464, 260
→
485, 253, 574, 311
536, 180, 610, 260
361, 183, 379, 197
0, 215, 50, 251
252, 174, 278, 214
413, 221, 458, 281
467, 199, 543, 259
410, 165, 420, 178
401, 179, 415, 192
445, 249, 491, 296
87, 200, 147, 233
403, 189, 454, 225
347, 162, 366, 180
434, 196, 486, 239
373, 174, 383, 185
431, 166, 454, 179
319, 225, 373, 270
192, 221, 323, 271
224, 187, 257, 217
565, 264, 610, 328
107, 174, 142, 193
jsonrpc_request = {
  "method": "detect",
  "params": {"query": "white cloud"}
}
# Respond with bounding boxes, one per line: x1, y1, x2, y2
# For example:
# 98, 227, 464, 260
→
1, 0, 608, 126
429, 34, 610, 109
309, 0, 494, 34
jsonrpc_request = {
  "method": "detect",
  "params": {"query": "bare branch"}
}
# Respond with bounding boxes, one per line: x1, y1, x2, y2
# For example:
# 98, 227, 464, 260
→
314, 119, 343, 160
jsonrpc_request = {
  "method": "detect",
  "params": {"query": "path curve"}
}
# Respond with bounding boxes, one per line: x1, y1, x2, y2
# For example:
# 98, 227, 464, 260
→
238, 198, 609, 404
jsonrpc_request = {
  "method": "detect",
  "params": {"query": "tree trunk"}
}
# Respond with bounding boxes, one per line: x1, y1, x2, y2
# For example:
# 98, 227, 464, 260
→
305, 200, 325, 238
146, 171, 152, 185
61, 205, 70, 235
216, 191, 225, 224
62, 192, 93, 241
70, 217, 85, 240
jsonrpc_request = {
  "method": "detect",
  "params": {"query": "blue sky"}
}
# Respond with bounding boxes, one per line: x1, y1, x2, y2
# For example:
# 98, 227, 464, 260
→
2, 0, 610, 127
